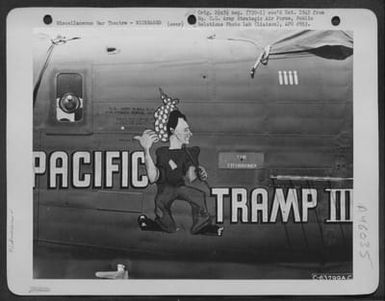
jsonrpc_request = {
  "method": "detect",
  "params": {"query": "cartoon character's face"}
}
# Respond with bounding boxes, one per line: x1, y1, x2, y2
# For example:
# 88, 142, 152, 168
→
172, 117, 192, 145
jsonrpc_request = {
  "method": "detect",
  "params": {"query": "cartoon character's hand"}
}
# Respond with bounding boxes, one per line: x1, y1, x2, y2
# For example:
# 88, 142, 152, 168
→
134, 129, 159, 150
197, 166, 208, 181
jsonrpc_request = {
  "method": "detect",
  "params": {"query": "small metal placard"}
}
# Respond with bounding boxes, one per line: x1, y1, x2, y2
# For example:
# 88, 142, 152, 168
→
218, 152, 264, 169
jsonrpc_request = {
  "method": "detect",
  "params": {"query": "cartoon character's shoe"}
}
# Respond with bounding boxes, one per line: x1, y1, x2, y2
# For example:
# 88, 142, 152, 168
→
137, 214, 148, 230
194, 224, 224, 236
191, 213, 211, 234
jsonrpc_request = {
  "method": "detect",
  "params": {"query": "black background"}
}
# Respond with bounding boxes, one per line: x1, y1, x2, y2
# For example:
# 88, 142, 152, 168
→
0, 0, 383, 300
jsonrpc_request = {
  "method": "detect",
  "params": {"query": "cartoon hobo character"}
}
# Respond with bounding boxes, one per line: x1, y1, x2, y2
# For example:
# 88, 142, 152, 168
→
134, 89, 223, 236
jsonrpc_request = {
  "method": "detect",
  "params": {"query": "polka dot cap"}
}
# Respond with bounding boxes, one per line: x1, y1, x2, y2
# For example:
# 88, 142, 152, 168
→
154, 88, 179, 142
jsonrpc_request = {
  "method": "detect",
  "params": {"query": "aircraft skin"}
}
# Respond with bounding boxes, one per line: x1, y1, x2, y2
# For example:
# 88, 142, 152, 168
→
33, 30, 353, 277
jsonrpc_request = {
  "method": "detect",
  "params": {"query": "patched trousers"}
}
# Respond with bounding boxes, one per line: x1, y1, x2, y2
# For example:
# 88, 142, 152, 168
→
154, 185, 211, 234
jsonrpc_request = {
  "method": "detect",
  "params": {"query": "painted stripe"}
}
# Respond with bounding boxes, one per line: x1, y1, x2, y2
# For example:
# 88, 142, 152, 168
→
293, 70, 298, 85
283, 70, 288, 85
288, 70, 293, 85
278, 71, 283, 85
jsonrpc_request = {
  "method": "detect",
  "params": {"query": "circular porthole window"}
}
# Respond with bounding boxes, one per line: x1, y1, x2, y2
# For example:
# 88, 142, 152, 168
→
59, 93, 81, 114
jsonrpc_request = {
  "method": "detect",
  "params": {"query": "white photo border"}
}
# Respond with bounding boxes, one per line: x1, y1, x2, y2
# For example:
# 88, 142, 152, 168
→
6, 7, 379, 295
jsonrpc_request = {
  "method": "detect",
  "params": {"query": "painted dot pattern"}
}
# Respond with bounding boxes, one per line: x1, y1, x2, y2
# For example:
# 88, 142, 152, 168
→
154, 89, 180, 142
